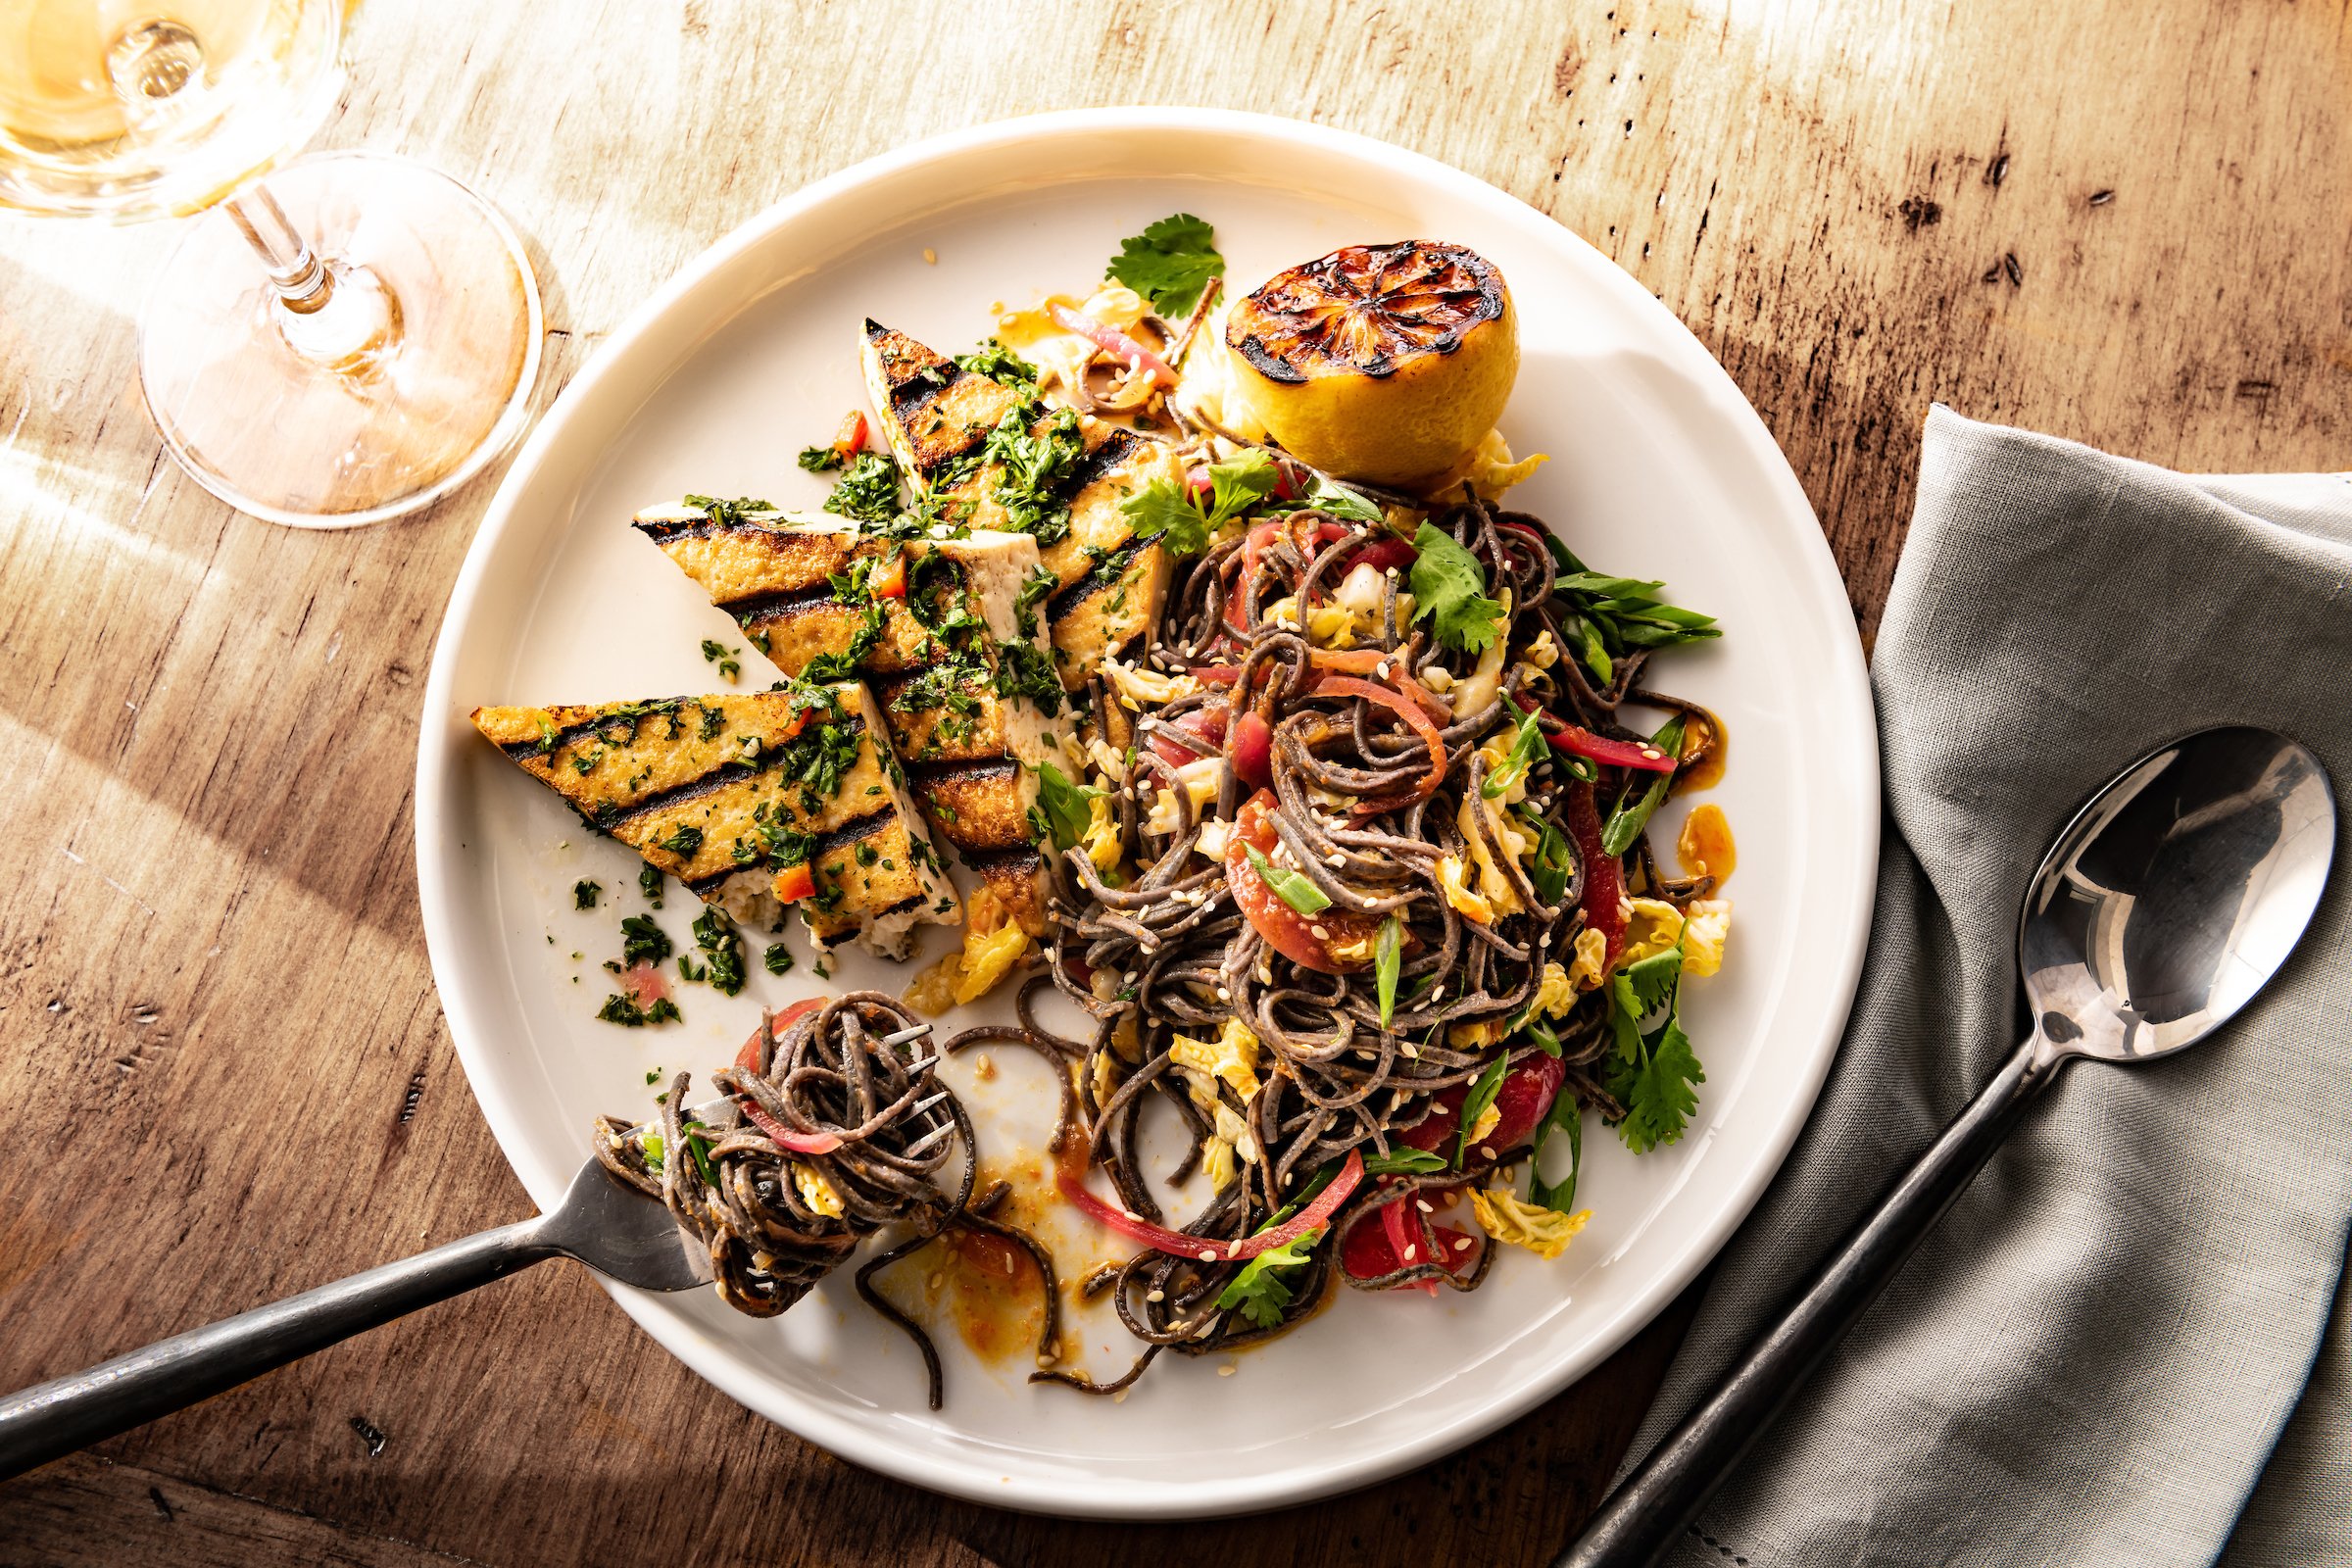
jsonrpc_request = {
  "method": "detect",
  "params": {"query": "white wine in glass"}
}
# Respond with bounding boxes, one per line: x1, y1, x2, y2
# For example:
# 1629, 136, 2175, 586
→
0, 0, 542, 527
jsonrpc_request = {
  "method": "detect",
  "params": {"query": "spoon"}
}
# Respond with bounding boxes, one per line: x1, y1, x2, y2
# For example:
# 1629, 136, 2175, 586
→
1561, 725, 2336, 1567
0, 1024, 937, 1482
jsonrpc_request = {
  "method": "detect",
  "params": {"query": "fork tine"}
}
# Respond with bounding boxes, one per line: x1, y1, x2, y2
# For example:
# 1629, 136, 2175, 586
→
900, 1119, 956, 1157
909, 1090, 951, 1115
879, 1022, 932, 1049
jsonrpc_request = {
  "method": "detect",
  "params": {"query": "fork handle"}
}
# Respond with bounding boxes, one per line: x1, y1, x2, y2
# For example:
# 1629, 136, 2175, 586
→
0, 1219, 552, 1482
1558, 1034, 2069, 1566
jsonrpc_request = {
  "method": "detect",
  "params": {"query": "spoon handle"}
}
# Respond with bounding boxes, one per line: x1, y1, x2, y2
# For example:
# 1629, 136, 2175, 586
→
1559, 1033, 2064, 1567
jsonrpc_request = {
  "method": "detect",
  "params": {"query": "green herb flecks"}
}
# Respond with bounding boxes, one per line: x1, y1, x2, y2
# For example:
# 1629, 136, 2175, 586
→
572, 879, 602, 910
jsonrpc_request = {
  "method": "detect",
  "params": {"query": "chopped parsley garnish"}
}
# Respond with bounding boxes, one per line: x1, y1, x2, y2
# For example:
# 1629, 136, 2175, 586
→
690, 906, 748, 997
955, 339, 1040, 395
979, 408, 1085, 545
700, 639, 742, 682
645, 1067, 663, 1085
803, 602, 887, 684
1409, 522, 1507, 656
1105, 212, 1224, 319
572, 879, 602, 909
659, 825, 704, 858
638, 863, 665, 907
1246, 845, 1331, 914
619, 914, 672, 966
822, 452, 904, 523
681, 494, 772, 527
798, 445, 844, 472
994, 640, 1064, 716
1275, 473, 1385, 525
597, 992, 680, 1028
763, 942, 794, 975
1013, 564, 1057, 638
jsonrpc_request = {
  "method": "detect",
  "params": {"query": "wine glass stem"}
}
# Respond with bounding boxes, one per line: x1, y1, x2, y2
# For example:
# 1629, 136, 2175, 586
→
222, 184, 332, 313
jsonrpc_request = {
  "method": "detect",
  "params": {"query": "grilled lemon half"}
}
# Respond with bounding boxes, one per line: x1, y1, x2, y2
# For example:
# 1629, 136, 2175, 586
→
1225, 240, 1516, 489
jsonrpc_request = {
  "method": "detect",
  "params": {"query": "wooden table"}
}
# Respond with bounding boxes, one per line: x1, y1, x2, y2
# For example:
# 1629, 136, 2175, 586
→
4, 2, 2342, 1561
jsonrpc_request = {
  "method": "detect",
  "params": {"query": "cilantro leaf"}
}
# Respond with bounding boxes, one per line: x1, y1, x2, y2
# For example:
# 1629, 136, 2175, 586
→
1455, 1053, 1511, 1166
955, 338, 1039, 395
1408, 522, 1506, 655
1119, 479, 1210, 558
1031, 760, 1102, 853
1602, 942, 1705, 1153
1204, 449, 1280, 525
1600, 714, 1688, 856
1292, 474, 1385, 525
1246, 844, 1331, 914
1611, 1010, 1704, 1153
1214, 1225, 1321, 1330
1104, 213, 1224, 319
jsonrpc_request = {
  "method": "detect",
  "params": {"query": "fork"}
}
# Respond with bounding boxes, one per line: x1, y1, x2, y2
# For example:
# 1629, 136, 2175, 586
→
0, 1023, 938, 1482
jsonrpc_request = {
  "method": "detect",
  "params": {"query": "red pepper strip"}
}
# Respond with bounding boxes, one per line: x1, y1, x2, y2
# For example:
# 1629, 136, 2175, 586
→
733, 1000, 826, 1071
1306, 650, 1450, 720
1380, 1194, 1441, 1297
829, 410, 868, 462
1193, 664, 1243, 685
732, 1001, 843, 1153
1048, 302, 1179, 388
1059, 1150, 1365, 1262
1509, 694, 1676, 773
1564, 780, 1627, 965
1310, 675, 1447, 803
869, 552, 906, 599
773, 860, 816, 903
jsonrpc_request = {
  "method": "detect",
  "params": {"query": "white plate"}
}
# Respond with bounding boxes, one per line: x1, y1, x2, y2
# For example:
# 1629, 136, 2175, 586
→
416, 109, 1877, 1519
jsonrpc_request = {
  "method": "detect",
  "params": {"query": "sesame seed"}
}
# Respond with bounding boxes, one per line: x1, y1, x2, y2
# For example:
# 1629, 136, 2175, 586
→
1454, 1236, 1474, 1251
1217, 1364, 1237, 1377
1416, 1200, 1434, 1213
1113, 1390, 1129, 1403
1122, 1208, 1143, 1222
1478, 1146, 1494, 1159
1037, 1351, 1056, 1366
921, 246, 938, 264
927, 1272, 945, 1290
1310, 924, 1330, 940
1198, 1249, 1217, 1262
1216, 986, 1232, 1001
1403, 1244, 1418, 1260
1147, 1289, 1164, 1302
1403, 1043, 1420, 1057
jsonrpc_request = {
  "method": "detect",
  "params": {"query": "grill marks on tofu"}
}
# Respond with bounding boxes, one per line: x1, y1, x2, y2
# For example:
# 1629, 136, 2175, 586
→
470, 685, 957, 957
633, 504, 1071, 936
1048, 536, 1176, 692
858, 320, 1182, 692
860, 322, 1029, 484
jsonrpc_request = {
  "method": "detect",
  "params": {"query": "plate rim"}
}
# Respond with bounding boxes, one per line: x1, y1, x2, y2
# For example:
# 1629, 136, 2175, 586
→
415, 105, 1880, 1518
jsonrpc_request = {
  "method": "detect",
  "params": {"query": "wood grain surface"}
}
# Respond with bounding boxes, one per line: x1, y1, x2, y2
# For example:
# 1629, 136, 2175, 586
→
3, 2, 2344, 1564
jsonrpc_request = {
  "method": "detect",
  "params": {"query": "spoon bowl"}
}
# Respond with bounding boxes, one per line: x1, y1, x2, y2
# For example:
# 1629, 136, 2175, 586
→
2024, 726, 2336, 1063
1566, 725, 2336, 1567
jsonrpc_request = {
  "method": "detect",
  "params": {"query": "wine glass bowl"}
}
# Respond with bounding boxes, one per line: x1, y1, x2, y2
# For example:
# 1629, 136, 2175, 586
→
0, 0, 542, 527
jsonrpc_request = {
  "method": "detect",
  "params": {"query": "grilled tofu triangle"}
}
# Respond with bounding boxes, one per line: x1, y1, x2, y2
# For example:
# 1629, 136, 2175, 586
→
470, 684, 957, 959
858, 320, 1183, 692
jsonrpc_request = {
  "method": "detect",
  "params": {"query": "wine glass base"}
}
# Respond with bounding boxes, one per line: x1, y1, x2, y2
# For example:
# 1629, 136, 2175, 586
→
138, 151, 543, 529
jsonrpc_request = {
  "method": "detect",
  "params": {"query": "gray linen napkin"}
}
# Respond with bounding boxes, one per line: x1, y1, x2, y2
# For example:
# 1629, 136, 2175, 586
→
1605, 406, 2352, 1567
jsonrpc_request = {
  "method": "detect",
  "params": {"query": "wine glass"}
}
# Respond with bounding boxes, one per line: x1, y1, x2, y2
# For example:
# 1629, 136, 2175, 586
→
0, 0, 542, 527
